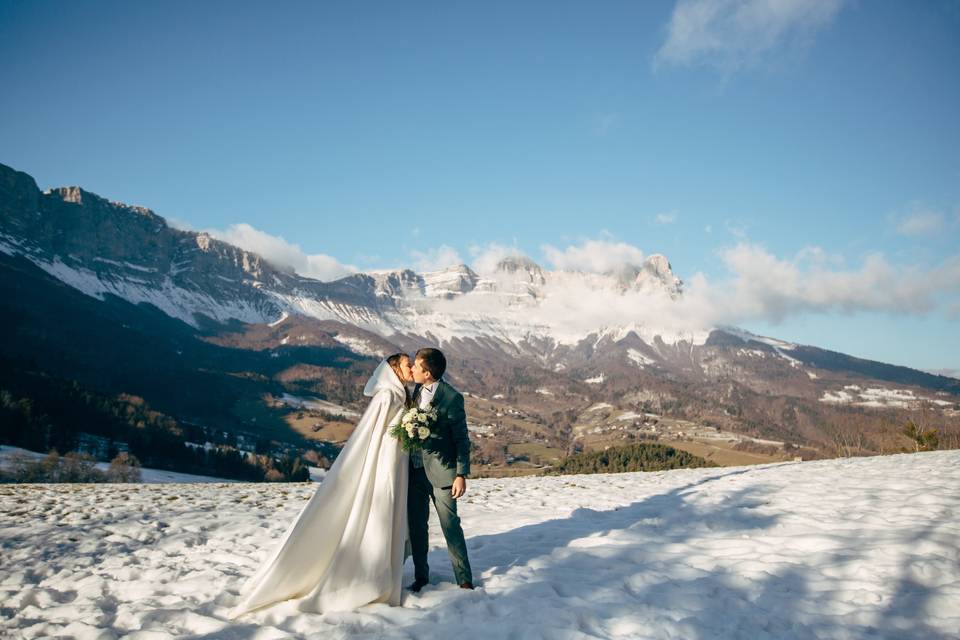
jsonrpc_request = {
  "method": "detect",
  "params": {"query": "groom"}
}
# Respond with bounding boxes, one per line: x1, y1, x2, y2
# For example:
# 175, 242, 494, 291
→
407, 347, 474, 591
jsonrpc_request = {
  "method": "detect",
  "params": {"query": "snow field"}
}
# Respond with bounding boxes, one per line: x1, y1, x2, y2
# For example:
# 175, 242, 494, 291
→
1, 451, 958, 639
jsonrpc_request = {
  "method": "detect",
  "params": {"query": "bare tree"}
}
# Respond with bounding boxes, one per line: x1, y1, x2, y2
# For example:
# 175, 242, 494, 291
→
107, 452, 142, 482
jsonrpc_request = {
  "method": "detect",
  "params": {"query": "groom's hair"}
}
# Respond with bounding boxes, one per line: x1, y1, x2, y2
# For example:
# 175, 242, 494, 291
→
415, 348, 446, 380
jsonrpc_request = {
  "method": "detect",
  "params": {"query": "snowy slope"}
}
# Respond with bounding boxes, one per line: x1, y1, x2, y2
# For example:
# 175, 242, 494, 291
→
1, 451, 958, 639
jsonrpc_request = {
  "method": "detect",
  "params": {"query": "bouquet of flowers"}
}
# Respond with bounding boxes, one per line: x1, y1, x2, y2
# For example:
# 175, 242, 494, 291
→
389, 405, 439, 452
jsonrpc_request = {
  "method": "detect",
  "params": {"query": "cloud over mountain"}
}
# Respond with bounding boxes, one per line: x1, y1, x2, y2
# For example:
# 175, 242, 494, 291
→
435, 238, 960, 338
541, 239, 647, 274
204, 223, 356, 282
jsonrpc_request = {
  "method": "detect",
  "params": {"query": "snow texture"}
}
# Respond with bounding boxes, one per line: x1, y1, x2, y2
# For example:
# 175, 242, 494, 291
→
329, 334, 389, 359
1, 451, 958, 638
279, 393, 360, 418
627, 348, 655, 367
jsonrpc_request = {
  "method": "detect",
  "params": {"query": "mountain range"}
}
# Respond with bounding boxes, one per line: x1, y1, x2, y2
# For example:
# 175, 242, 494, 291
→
1, 161, 957, 472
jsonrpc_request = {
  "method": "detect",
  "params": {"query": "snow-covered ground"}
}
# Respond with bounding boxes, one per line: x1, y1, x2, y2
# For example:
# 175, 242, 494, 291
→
1, 451, 959, 639
279, 393, 360, 418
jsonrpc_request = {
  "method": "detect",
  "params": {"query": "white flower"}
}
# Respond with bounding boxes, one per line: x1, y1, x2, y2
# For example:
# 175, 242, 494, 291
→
417, 413, 429, 424
417, 426, 430, 439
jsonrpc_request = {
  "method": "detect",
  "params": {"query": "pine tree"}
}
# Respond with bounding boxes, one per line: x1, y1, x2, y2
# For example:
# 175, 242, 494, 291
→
903, 420, 939, 452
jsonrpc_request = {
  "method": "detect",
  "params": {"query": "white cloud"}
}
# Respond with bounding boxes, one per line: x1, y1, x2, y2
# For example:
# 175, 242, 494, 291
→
794, 245, 844, 267
166, 217, 194, 231
434, 237, 960, 342
725, 219, 749, 239
411, 245, 463, 272
895, 209, 947, 236
205, 223, 356, 282
654, 0, 848, 73
655, 212, 678, 225
535, 275, 700, 338
435, 247, 699, 340
468, 242, 526, 275
542, 239, 646, 273
703, 243, 960, 323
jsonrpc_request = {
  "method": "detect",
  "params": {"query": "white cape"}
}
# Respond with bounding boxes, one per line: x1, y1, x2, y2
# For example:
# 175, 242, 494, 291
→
228, 360, 410, 618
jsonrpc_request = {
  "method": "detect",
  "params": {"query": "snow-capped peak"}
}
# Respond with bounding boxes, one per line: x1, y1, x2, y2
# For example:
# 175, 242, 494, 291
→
493, 256, 546, 284
421, 264, 479, 298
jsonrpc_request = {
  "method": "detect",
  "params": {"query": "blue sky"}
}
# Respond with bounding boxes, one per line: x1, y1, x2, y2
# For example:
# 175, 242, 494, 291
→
1, 0, 958, 373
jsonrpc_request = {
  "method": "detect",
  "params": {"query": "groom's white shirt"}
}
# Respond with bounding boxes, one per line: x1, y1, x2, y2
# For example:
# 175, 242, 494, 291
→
418, 380, 439, 409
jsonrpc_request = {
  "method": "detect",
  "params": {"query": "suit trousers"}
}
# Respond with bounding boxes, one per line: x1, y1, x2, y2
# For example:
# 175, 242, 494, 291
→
407, 463, 473, 585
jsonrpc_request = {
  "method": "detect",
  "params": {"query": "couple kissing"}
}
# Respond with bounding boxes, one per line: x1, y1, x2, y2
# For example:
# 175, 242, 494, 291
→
229, 347, 473, 619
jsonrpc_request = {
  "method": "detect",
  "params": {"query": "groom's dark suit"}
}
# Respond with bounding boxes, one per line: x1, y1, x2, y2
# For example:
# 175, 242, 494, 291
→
407, 378, 473, 586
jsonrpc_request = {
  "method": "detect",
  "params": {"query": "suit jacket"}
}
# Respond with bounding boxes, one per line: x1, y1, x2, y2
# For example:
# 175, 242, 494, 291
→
413, 379, 471, 487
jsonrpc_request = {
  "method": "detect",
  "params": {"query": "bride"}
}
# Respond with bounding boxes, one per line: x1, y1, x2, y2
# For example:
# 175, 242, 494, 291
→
228, 353, 413, 618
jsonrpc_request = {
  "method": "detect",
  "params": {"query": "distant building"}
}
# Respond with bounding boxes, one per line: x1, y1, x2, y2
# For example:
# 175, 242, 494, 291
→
467, 422, 494, 435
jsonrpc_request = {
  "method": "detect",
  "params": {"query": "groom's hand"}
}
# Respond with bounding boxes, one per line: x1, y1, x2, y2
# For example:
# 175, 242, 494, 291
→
451, 475, 466, 499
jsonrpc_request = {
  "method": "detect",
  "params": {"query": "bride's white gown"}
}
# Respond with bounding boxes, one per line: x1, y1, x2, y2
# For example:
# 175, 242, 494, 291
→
228, 360, 409, 618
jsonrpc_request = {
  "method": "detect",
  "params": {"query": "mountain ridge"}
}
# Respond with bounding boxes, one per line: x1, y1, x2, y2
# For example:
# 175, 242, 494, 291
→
2, 161, 958, 469
2, 161, 956, 389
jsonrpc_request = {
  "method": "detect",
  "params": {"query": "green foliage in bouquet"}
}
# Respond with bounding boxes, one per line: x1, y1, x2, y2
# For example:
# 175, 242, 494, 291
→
389, 406, 439, 452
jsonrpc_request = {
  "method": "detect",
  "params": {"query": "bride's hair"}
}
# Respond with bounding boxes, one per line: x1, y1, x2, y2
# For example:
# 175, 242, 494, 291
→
386, 353, 412, 407
386, 352, 406, 373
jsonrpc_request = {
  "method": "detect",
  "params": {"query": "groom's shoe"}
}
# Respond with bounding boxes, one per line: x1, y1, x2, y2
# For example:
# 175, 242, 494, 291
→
408, 578, 429, 593
459, 581, 475, 590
